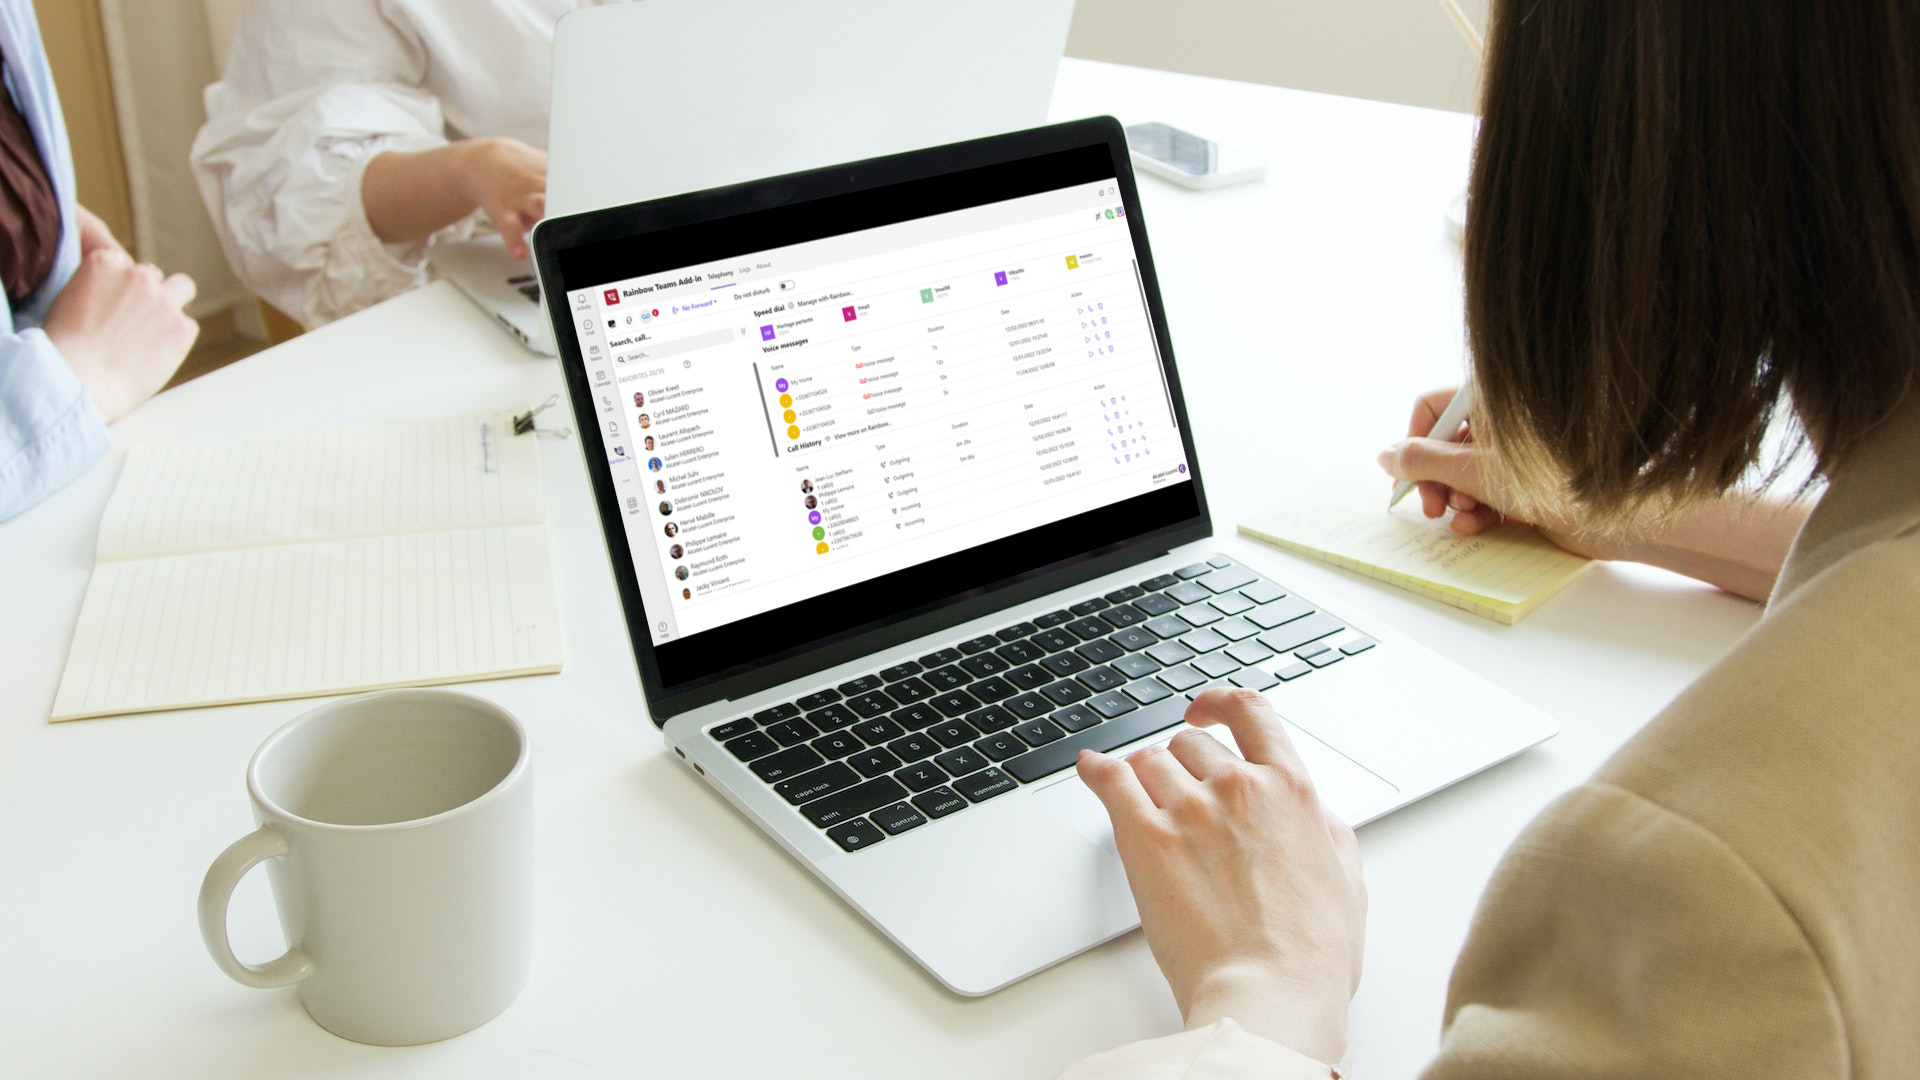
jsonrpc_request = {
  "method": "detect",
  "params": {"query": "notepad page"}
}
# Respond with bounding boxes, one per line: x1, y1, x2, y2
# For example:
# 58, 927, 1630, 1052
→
95, 411, 541, 561
1238, 466, 1592, 624
51, 525, 562, 721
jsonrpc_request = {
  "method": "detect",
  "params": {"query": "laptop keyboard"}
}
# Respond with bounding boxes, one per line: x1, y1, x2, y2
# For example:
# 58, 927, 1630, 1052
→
704, 555, 1375, 853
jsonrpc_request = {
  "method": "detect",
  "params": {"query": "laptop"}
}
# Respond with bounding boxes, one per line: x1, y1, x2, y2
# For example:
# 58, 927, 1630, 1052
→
429, 238, 557, 356
531, 117, 1557, 995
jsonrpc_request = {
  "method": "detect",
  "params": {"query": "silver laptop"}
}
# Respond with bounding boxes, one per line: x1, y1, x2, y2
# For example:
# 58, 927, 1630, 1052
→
429, 238, 558, 356
532, 119, 1557, 995
546, 0, 1077, 216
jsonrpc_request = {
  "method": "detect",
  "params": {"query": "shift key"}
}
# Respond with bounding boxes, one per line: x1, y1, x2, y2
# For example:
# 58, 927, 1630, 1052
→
799, 776, 910, 829
1002, 697, 1190, 784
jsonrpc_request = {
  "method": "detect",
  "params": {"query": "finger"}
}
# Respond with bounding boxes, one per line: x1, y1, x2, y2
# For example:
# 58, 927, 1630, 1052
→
1183, 688, 1304, 772
1449, 503, 1505, 535
1076, 749, 1158, 824
161, 272, 197, 307
1125, 742, 1204, 809
1162, 727, 1240, 781
1379, 438, 1481, 501
1449, 491, 1478, 512
137, 262, 163, 283
1406, 386, 1460, 439
1419, 479, 1448, 519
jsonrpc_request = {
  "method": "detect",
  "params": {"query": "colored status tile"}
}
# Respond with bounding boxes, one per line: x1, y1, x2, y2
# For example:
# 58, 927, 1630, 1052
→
775, 377, 789, 392
994, 271, 1008, 286
783, 409, 796, 423
919, 288, 934, 303
786, 425, 800, 439
760, 325, 775, 341
779, 393, 792, 408
809, 510, 821, 525
812, 526, 825, 540
842, 306, 857, 322
816, 542, 830, 554
1065, 255, 1079, 269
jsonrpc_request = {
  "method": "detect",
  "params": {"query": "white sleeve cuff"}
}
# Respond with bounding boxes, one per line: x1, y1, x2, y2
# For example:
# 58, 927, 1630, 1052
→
1056, 1019, 1337, 1080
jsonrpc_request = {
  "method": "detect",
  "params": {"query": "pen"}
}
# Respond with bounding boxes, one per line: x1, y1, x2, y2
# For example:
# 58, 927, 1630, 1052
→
1389, 379, 1477, 510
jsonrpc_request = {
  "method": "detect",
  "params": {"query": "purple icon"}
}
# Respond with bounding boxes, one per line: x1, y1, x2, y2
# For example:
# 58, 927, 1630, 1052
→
775, 377, 789, 393
1178, 464, 1187, 474
808, 510, 821, 525
994, 271, 1008, 286
842, 306, 857, 322
760, 325, 775, 341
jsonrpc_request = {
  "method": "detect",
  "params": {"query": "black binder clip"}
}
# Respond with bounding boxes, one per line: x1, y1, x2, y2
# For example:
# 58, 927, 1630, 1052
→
513, 395, 570, 438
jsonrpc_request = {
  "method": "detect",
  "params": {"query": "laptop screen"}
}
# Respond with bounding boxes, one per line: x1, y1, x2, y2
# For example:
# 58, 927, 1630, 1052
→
544, 132, 1205, 703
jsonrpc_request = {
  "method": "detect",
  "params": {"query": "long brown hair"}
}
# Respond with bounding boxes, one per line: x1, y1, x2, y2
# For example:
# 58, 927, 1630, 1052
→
1467, 0, 1920, 518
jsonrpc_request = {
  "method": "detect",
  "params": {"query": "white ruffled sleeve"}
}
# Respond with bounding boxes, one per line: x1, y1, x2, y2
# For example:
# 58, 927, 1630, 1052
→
1057, 1020, 1338, 1080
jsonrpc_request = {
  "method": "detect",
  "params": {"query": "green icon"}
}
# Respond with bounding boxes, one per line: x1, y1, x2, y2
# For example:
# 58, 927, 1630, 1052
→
812, 526, 826, 541
919, 288, 934, 303
1104, 208, 1114, 219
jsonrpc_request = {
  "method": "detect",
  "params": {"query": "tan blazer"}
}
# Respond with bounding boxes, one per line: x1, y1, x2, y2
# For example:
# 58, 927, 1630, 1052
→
1063, 391, 1920, 1079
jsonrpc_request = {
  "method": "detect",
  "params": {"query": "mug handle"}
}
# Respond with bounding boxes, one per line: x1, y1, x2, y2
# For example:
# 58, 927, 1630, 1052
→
198, 825, 315, 988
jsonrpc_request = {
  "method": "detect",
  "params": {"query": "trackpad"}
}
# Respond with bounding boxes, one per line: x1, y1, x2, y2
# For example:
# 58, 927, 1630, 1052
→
1034, 721, 1399, 855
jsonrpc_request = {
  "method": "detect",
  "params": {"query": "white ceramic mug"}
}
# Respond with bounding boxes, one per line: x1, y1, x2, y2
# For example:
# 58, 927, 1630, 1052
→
198, 689, 533, 1045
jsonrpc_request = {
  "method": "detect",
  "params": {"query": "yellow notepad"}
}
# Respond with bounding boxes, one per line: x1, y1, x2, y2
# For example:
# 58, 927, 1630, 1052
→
1238, 466, 1592, 624
50, 410, 563, 721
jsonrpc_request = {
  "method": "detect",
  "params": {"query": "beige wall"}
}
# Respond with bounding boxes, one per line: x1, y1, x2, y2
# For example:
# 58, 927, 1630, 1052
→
1066, 0, 1488, 114
31, 0, 136, 249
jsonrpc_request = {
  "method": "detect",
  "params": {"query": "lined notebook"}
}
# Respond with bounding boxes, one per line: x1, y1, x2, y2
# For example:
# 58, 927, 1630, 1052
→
1238, 466, 1592, 624
51, 410, 563, 721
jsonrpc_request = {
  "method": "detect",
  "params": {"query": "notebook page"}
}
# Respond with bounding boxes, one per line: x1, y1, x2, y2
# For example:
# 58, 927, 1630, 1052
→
95, 410, 541, 561
51, 525, 562, 721
1238, 466, 1592, 623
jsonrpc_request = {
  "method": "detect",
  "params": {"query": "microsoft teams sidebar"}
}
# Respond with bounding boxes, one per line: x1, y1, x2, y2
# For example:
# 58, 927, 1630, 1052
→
569, 180, 1191, 646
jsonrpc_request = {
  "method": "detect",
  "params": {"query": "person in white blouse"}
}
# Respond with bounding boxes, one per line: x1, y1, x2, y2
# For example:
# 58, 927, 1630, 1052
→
190, 1, 621, 330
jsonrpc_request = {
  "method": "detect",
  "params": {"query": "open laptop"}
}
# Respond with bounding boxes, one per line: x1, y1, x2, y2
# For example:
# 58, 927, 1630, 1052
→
532, 118, 1557, 995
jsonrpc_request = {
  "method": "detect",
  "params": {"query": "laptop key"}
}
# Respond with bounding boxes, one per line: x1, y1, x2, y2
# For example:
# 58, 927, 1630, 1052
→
974, 733, 1024, 761
1340, 637, 1378, 656
1133, 592, 1180, 617
1087, 691, 1138, 719
887, 676, 934, 703
750, 745, 825, 783
1065, 617, 1114, 641
806, 703, 858, 731
928, 718, 981, 747
912, 786, 968, 819
765, 718, 820, 747
801, 776, 910, 828
838, 674, 885, 696
1248, 595, 1315, 629
1208, 592, 1255, 616
827, 819, 887, 852
1193, 653, 1240, 679
1230, 668, 1280, 691
888, 732, 940, 763
1207, 555, 1234, 568
1198, 566, 1257, 593
929, 690, 980, 717
1173, 562, 1211, 579
959, 635, 1000, 655
1104, 585, 1146, 603
1076, 665, 1127, 693
1180, 628, 1230, 653
1003, 696, 1189, 783
1051, 704, 1104, 732
1100, 604, 1147, 629
810, 731, 863, 759
1241, 581, 1286, 604
776, 761, 860, 805
1041, 679, 1093, 706
1156, 665, 1207, 692
924, 665, 969, 691
1032, 609, 1074, 629
920, 647, 962, 667
1166, 581, 1211, 604
1013, 719, 1066, 747
1145, 615, 1190, 639
959, 653, 1009, 678
1005, 663, 1052, 690
1275, 660, 1314, 681
1138, 573, 1180, 591
871, 802, 927, 836
1069, 598, 1110, 616
969, 676, 1016, 702
752, 703, 801, 725
1038, 651, 1091, 677
1110, 627, 1157, 652
966, 705, 1017, 733
879, 661, 923, 681
1146, 640, 1196, 666
850, 748, 904, 778
934, 745, 990, 778
894, 761, 948, 792
796, 689, 842, 711
1031, 628, 1078, 652
1112, 653, 1160, 680
1177, 606, 1223, 627
709, 718, 756, 741
1305, 650, 1344, 669
723, 731, 779, 762
1214, 617, 1260, 641
1074, 639, 1124, 664
890, 703, 941, 730
844, 691, 895, 718
853, 718, 905, 744
1259, 612, 1345, 655
1226, 641, 1276, 665
1005, 691, 1053, 720
953, 768, 1018, 803
997, 622, 1039, 642
996, 639, 1044, 664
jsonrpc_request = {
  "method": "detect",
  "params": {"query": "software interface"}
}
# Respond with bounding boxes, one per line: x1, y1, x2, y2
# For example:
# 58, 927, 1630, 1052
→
568, 178, 1192, 645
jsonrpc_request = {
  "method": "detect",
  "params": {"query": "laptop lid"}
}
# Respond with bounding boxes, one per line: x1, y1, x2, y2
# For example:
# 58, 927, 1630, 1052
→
533, 117, 1210, 723
547, 0, 1075, 216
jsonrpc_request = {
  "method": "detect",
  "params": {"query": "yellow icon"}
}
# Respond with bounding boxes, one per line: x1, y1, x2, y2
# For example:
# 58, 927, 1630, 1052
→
787, 425, 800, 439
779, 393, 793, 408
783, 409, 796, 424
1065, 254, 1079, 269
816, 542, 830, 554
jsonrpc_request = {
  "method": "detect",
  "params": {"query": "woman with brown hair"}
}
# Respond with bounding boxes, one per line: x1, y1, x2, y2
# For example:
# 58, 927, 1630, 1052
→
1061, 1, 1920, 1076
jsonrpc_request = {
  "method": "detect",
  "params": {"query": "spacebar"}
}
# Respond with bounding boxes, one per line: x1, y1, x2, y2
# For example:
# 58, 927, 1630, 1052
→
1003, 697, 1190, 784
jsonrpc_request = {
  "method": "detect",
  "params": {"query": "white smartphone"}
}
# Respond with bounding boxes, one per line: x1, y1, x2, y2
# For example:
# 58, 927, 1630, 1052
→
1124, 122, 1268, 189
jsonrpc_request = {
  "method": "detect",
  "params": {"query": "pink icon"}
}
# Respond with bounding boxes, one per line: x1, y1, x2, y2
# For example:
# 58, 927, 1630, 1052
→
842, 306, 857, 322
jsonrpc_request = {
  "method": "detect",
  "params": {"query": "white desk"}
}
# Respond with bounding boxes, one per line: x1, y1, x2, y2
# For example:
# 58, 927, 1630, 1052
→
0, 60, 1763, 1078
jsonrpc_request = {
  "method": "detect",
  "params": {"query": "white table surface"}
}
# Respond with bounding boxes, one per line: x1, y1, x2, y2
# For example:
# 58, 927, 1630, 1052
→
0, 59, 1763, 1079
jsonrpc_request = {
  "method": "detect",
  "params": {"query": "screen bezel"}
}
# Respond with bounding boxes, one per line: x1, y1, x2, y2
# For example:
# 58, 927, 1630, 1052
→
532, 116, 1212, 725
